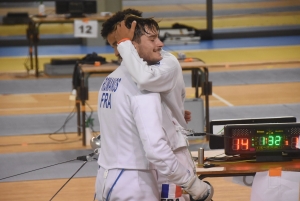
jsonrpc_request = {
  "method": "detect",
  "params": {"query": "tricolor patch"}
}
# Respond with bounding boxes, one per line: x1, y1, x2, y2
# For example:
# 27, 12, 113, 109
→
161, 184, 182, 198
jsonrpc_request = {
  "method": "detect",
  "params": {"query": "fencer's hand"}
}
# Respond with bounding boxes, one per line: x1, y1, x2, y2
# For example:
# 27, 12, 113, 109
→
182, 175, 214, 201
185, 110, 191, 123
115, 20, 137, 43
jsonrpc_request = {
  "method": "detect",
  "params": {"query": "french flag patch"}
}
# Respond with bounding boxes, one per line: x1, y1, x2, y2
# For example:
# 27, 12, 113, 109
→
161, 184, 182, 198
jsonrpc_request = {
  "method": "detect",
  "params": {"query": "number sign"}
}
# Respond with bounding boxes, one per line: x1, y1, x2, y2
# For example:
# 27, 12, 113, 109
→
74, 19, 98, 38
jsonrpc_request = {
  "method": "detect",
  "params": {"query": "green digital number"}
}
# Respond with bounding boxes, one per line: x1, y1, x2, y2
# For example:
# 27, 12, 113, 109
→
268, 136, 274, 146
259, 137, 265, 145
275, 136, 281, 145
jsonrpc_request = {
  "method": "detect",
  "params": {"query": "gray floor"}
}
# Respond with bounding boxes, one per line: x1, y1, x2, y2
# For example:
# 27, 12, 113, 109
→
0, 149, 98, 182
1, 68, 299, 94
1, 68, 300, 136
1, 103, 300, 136
1, 0, 299, 190
210, 103, 300, 120
0, 67, 299, 183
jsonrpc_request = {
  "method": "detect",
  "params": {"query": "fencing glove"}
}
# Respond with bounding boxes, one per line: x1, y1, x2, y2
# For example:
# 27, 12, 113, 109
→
90, 135, 101, 152
182, 175, 214, 201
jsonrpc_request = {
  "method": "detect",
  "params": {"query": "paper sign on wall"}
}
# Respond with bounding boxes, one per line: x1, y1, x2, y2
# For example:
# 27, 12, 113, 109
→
74, 19, 98, 38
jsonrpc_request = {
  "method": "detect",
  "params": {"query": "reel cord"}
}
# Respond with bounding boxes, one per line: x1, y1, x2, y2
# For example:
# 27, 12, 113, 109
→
0, 158, 77, 181
49, 161, 88, 201
0, 152, 97, 201
49, 101, 96, 142
48, 105, 77, 142
0, 101, 96, 147
188, 132, 235, 139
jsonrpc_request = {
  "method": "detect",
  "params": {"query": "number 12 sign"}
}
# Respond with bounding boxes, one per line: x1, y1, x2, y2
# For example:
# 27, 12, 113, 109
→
74, 19, 98, 38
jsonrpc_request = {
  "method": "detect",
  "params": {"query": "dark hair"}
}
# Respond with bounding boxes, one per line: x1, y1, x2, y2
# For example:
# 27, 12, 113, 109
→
101, 8, 142, 38
124, 15, 160, 43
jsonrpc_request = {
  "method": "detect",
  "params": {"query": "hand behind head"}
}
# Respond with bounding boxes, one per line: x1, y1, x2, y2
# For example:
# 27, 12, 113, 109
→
115, 20, 137, 43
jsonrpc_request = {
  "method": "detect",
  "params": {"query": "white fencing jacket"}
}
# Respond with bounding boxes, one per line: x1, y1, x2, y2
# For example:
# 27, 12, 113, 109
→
118, 41, 187, 130
97, 64, 191, 185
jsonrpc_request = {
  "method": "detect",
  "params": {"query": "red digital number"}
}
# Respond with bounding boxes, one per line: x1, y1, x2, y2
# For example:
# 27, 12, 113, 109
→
232, 139, 240, 150
232, 138, 249, 151
291, 137, 299, 149
241, 138, 249, 150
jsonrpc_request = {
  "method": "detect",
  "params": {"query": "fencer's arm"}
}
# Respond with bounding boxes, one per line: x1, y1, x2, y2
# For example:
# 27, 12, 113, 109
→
130, 93, 213, 200
118, 41, 179, 92
130, 93, 190, 185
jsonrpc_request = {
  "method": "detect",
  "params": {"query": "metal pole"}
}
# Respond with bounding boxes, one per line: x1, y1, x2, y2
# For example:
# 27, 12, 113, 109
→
33, 24, 40, 77
76, 100, 81, 136
206, 0, 213, 39
204, 67, 210, 133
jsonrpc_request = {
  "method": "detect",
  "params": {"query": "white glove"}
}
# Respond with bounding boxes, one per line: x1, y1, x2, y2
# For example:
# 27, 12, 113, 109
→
182, 175, 214, 201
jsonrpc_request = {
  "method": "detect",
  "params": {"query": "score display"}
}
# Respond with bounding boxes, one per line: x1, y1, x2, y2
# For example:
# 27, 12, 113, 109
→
231, 136, 299, 151
224, 123, 300, 155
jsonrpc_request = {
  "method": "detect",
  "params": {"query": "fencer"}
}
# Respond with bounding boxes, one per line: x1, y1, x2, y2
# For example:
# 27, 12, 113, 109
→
96, 14, 213, 200
113, 15, 213, 201
90, 9, 194, 200
96, 75, 212, 201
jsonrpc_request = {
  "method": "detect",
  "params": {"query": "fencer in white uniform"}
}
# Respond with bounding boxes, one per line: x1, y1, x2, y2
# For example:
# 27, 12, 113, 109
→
95, 16, 213, 201
90, 10, 196, 200
95, 56, 211, 201
114, 16, 209, 200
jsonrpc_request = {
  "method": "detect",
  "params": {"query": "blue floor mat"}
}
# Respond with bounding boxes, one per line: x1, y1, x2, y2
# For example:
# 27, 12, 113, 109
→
1, 35, 300, 57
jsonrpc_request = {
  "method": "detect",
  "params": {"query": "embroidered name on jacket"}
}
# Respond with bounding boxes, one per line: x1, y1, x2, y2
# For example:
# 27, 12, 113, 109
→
100, 77, 121, 109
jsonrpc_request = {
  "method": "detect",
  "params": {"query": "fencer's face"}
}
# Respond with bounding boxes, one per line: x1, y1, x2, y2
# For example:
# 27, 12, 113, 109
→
107, 31, 122, 60
132, 26, 164, 65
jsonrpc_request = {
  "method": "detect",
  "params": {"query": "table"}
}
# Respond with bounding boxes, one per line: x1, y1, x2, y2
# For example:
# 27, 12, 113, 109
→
27, 14, 110, 77
77, 61, 212, 146
193, 150, 300, 200
192, 150, 300, 179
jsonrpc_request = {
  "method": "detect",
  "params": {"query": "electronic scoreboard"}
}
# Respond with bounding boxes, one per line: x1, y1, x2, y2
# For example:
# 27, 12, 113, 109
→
224, 123, 300, 161
209, 116, 297, 149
